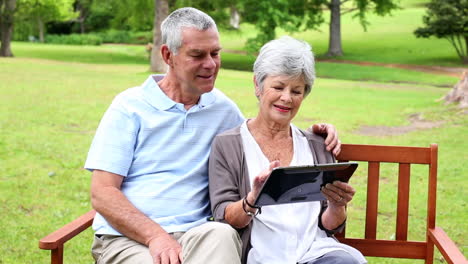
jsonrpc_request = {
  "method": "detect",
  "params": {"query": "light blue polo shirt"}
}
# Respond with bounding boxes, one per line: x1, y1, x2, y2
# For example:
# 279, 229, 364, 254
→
85, 75, 244, 235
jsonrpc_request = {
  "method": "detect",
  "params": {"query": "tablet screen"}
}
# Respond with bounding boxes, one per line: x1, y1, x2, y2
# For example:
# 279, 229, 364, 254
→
254, 162, 358, 207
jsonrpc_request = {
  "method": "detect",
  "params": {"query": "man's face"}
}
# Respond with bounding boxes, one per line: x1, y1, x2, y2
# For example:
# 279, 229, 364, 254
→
170, 27, 221, 97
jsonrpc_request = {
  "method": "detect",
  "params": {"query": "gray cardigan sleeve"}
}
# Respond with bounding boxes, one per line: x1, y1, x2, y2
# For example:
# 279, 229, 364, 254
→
208, 134, 244, 222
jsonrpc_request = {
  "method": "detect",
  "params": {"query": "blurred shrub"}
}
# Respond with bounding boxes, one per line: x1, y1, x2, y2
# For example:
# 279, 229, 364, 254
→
97, 30, 152, 44
45, 34, 103, 45
35, 30, 152, 45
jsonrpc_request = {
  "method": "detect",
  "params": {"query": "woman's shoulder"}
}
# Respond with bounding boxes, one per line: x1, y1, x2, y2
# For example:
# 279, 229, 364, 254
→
212, 125, 243, 149
295, 126, 327, 145
216, 125, 242, 138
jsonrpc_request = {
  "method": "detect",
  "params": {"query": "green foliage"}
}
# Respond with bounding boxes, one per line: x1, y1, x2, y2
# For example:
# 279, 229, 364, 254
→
45, 33, 102, 45
97, 30, 152, 45
99, 0, 154, 31
80, 0, 114, 32
414, 0, 468, 63
240, 0, 324, 52
352, 0, 400, 30
238, 0, 399, 52
174, 0, 232, 28
15, 0, 77, 34
38, 30, 153, 46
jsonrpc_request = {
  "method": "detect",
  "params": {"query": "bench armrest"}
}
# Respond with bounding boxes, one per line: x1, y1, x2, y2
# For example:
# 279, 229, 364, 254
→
428, 227, 467, 264
39, 209, 96, 250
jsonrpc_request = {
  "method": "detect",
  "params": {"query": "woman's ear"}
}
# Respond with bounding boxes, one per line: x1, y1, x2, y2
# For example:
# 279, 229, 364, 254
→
253, 76, 261, 98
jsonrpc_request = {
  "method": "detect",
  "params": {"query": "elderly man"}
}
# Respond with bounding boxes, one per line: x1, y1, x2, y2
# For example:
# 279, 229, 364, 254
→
85, 7, 341, 264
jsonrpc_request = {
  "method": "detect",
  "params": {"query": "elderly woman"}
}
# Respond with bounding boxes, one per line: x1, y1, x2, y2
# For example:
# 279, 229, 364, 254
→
209, 36, 366, 264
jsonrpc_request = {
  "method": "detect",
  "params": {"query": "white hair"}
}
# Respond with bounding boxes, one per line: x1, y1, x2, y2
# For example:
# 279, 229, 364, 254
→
161, 7, 218, 54
253, 36, 315, 96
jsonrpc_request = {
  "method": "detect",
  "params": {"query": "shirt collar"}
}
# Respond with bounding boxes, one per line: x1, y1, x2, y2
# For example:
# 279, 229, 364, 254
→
141, 74, 216, 111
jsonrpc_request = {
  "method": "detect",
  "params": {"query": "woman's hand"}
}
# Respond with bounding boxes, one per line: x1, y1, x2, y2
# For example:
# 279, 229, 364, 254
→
247, 160, 280, 204
320, 181, 355, 230
225, 160, 280, 228
321, 181, 355, 208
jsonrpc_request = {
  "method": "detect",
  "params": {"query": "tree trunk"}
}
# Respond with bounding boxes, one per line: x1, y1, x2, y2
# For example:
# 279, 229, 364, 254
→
229, 5, 240, 29
80, 20, 85, 34
464, 36, 468, 64
0, 0, 16, 57
150, 0, 169, 73
37, 17, 44, 42
443, 71, 468, 108
326, 0, 343, 57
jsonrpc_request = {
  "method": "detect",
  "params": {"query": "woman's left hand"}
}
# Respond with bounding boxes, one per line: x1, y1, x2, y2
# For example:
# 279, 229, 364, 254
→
321, 181, 355, 207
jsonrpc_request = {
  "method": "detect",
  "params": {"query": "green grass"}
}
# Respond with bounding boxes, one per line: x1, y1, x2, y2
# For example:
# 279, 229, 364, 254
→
220, 6, 465, 67
3, 53, 467, 263
10, 42, 458, 87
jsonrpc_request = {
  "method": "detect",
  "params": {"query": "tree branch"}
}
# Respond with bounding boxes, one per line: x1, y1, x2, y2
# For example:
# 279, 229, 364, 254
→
447, 35, 462, 58
340, 7, 359, 15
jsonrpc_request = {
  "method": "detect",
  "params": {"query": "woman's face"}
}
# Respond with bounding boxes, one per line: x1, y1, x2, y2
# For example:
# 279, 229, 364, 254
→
256, 75, 306, 125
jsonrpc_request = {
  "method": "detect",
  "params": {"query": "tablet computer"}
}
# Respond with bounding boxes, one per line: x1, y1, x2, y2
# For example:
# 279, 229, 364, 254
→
254, 162, 358, 207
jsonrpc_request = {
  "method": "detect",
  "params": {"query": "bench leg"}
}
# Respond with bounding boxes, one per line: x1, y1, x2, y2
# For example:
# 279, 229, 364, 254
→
51, 245, 64, 264
425, 239, 434, 264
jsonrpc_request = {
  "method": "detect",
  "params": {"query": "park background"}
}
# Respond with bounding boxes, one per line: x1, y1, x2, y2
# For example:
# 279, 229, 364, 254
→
0, 0, 466, 263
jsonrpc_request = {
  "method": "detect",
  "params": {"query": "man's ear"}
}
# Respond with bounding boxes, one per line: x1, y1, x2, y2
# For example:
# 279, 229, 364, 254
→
160, 44, 172, 66
253, 75, 261, 98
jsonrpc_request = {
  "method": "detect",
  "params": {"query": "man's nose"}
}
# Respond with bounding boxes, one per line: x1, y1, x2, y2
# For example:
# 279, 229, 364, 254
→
203, 55, 217, 69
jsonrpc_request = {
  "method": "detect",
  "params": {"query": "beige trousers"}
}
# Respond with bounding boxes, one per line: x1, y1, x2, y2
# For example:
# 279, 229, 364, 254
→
91, 222, 242, 264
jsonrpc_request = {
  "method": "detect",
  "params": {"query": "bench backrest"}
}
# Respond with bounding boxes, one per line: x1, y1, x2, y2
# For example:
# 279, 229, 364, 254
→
336, 143, 438, 263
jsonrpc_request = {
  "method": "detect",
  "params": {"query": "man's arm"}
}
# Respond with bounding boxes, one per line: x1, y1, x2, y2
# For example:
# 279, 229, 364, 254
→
310, 123, 341, 156
91, 170, 183, 264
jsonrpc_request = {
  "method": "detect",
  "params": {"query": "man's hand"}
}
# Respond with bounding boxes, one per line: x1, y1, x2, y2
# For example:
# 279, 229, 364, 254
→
311, 123, 341, 156
148, 233, 183, 264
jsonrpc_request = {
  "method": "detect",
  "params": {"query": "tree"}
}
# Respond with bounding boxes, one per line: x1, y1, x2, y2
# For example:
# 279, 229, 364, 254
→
16, 0, 76, 42
414, 0, 468, 64
150, 0, 168, 72
74, 0, 93, 33
325, 0, 398, 56
240, 0, 398, 56
0, 0, 16, 57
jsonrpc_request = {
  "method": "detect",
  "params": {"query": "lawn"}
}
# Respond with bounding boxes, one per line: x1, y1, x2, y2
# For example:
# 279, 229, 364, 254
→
0, 53, 466, 263
220, 4, 465, 67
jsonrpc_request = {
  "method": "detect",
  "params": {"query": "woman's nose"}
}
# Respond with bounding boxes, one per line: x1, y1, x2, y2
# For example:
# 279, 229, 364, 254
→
280, 90, 292, 102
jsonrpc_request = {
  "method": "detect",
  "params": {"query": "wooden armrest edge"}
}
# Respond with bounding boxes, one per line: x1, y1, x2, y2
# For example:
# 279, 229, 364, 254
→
428, 227, 467, 264
39, 210, 96, 250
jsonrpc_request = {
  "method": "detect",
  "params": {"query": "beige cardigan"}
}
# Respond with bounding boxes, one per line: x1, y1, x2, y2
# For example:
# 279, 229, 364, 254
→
208, 125, 343, 263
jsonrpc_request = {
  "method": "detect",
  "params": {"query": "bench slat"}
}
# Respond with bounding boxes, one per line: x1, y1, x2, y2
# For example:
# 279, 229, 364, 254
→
338, 144, 431, 164
338, 238, 427, 259
365, 162, 379, 239
396, 163, 410, 241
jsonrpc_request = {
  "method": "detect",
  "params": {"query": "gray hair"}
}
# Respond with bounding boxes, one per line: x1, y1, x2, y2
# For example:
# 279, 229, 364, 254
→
161, 7, 218, 54
253, 36, 315, 97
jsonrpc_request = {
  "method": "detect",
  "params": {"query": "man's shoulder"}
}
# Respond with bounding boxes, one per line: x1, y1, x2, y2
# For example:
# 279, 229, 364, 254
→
113, 86, 143, 104
210, 88, 238, 109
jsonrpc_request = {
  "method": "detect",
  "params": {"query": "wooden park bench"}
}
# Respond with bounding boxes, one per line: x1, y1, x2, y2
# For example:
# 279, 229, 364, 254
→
39, 143, 467, 264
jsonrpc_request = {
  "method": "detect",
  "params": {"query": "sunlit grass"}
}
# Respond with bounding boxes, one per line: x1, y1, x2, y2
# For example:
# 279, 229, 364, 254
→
2, 57, 466, 263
